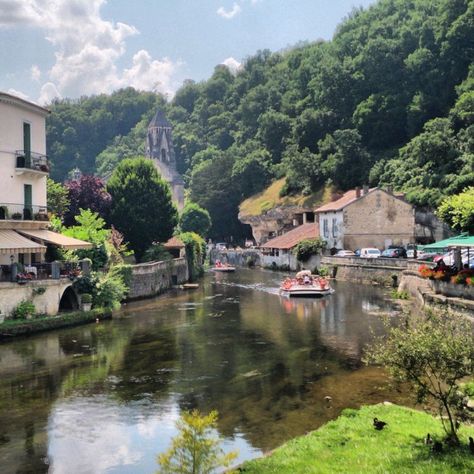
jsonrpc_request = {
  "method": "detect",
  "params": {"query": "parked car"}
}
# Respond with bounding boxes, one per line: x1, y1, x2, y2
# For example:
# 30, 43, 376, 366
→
335, 250, 356, 257
384, 247, 407, 258
215, 242, 227, 251
406, 244, 417, 258
360, 248, 381, 258
354, 249, 361, 257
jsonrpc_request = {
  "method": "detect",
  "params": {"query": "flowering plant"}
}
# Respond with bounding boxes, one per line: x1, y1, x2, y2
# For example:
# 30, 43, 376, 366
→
418, 264, 434, 279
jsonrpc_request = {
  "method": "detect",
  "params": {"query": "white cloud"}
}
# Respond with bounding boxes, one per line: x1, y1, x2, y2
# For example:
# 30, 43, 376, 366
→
31, 65, 41, 81
221, 56, 242, 74
38, 82, 61, 105
7, 88, 29, 100
1, 1, 182, 100
217, 2, 242, 19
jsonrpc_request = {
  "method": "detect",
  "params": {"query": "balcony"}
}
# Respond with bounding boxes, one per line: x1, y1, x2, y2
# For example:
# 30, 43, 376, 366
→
15, 150, 50, 178
0, 203, 49, 222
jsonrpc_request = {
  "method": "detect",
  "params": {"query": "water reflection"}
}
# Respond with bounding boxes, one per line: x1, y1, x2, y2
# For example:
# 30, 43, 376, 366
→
0, 269, 410, 473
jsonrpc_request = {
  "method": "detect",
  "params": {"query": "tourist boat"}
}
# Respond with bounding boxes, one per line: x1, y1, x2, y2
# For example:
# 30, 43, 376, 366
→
212, 260, 236, 272
280, 270, 334, 297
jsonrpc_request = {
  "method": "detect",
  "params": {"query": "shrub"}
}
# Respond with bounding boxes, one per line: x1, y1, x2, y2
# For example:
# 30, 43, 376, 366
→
390, 290, 409, 300
81, 293, 92, 303
294, 238, 326, 261
109, 264, 133, 291
315, 265, 330, 277
12, 300, 36, 319
93, 272, 127, 310
157, 410, 237, 473
142, 244, 173, 263
180, 232, 206, 282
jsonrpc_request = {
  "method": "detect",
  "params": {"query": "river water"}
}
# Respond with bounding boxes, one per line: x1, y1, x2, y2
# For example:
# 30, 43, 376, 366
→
0, 269, 412, 473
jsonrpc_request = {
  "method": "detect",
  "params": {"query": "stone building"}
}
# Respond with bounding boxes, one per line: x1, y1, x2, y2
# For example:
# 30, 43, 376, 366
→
315, 186, 416, 250
146, 110, 185, 210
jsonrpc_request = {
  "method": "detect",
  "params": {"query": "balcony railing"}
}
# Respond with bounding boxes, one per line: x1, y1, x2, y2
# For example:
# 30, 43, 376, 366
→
0, 262, 81, 283
0, 203, 49, 221
15, 150, 50, 174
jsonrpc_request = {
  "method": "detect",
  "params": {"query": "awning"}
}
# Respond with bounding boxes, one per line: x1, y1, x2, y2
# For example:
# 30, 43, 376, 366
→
17, 229, 93, 249
420, 233, 474, 252
0, 229, 46, 254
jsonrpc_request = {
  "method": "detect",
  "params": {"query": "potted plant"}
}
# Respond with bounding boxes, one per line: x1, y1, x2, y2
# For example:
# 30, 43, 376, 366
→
81, 293, 92, 311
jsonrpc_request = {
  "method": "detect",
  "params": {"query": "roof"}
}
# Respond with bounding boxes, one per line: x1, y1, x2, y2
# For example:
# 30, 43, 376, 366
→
261, 223, 319, 250
149, 110, 171, 128
315, 188, 375, 213
17, 229, 92, 249
164, 236, 185, 249
0, 91, 50, 116
421, 234, 474, 251
0, 230, 46, 255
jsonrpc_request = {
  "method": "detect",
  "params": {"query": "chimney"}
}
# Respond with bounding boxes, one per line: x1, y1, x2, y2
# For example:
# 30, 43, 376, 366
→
363, 185, 369, 195
355, 186, 361, 198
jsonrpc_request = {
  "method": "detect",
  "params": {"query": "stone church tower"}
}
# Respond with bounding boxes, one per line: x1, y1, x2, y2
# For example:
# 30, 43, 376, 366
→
146, 110, 185, 210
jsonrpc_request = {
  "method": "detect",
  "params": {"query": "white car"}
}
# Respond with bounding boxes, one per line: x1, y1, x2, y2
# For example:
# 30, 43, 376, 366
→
215, 243, 227, 251
360, 248, 381, 258
335, 250, 355, 257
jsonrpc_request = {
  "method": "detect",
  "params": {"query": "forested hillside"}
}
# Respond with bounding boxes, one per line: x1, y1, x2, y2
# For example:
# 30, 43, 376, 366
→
46, 0, 474, 239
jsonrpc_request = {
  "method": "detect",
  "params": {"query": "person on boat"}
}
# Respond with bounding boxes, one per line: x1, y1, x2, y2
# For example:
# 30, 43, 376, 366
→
303, 274, 312, 285
215, 260, 222, 268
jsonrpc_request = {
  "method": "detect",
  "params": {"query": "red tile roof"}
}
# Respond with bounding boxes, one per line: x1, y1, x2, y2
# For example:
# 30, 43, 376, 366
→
164, 236, 185, 249
261, 223, 319, 250
315, 188, 376, 213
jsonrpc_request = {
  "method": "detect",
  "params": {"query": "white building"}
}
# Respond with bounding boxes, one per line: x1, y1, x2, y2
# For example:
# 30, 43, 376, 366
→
0, 92, 51, 265
0, 92, 93, 317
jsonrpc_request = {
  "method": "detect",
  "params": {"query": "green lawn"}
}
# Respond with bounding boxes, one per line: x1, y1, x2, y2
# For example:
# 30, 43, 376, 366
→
239, 404, 474, 473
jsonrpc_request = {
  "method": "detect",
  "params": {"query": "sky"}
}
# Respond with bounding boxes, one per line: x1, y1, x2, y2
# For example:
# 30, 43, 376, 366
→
0, 0, 377, 105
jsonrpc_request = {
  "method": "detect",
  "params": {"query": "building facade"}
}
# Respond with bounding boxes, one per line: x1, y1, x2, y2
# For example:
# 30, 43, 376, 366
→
315, 187, 416, 250
146, 110, 185, 210
0, 92, 50, 265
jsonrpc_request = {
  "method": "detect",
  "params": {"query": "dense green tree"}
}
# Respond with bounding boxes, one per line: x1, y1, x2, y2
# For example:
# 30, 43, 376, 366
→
179, 202, 212, 237
107, 158, 178, 262
47, 178, 70, 217
437, 187, 474, 233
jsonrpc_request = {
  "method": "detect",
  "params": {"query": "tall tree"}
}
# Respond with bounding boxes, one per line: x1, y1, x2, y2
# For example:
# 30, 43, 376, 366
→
107, 158, 178, 262
64, 175, 112, 226
179, 202, 212, 238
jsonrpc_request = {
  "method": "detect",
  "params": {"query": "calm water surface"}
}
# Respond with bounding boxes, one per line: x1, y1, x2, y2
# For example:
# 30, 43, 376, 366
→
0, 269, 412, 473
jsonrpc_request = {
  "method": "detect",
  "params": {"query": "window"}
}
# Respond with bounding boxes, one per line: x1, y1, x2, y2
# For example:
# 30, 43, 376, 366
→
23, 122, 31, 163
323, 219, 329, 238
332, 218, 338, 237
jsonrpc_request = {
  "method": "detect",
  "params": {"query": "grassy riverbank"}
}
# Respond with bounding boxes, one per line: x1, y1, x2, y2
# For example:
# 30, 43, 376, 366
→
239, 404, 474, 473
0, 308, 112, 340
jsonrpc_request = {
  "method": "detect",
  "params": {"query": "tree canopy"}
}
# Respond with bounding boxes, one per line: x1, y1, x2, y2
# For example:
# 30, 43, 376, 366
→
107, 158, 178, 262
45, 0, 474, 238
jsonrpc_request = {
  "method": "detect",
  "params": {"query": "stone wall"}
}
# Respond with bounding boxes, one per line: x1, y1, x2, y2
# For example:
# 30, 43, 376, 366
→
321, 256, 409, 286
343, 189, 415, 249
210, 248, 320, 272
0, 279, 75, 317
127, 257, 188, 300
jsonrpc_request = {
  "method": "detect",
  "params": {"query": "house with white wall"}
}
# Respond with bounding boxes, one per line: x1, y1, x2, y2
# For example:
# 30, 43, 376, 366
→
0, 92, 92, 317
314, 186, 416, 251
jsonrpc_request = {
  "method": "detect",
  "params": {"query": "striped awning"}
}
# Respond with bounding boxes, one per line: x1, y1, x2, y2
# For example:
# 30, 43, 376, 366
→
17, 229, 92, 249
0, 230, 46, 254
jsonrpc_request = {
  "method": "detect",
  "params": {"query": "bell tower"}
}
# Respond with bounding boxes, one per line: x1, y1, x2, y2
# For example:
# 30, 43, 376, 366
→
146, 110, 184, 210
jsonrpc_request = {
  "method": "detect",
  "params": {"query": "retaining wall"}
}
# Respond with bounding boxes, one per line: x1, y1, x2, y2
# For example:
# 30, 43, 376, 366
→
321, 256, 409, 286
127, 257, 188, 300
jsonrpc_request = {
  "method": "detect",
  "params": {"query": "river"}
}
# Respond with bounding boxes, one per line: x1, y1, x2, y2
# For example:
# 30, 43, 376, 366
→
0, 268, 412, 473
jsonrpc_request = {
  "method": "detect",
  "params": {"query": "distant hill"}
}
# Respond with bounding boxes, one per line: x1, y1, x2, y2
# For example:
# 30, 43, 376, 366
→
46, 0, 474, 239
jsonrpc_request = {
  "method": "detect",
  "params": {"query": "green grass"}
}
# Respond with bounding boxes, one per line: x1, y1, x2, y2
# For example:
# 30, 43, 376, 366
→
239, 404, 474, 473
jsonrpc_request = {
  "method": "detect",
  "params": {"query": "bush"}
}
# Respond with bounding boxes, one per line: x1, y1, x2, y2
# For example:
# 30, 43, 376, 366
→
180, 232, 206, 282
294, 238, 326, 261
142, 244, 172, 263
93, 272, 127, 310
158, 410, 237, 473
315, 265, 330, 277
81, 293, 92, 303
109, 264, 133, 290
12, 300, 36, 320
